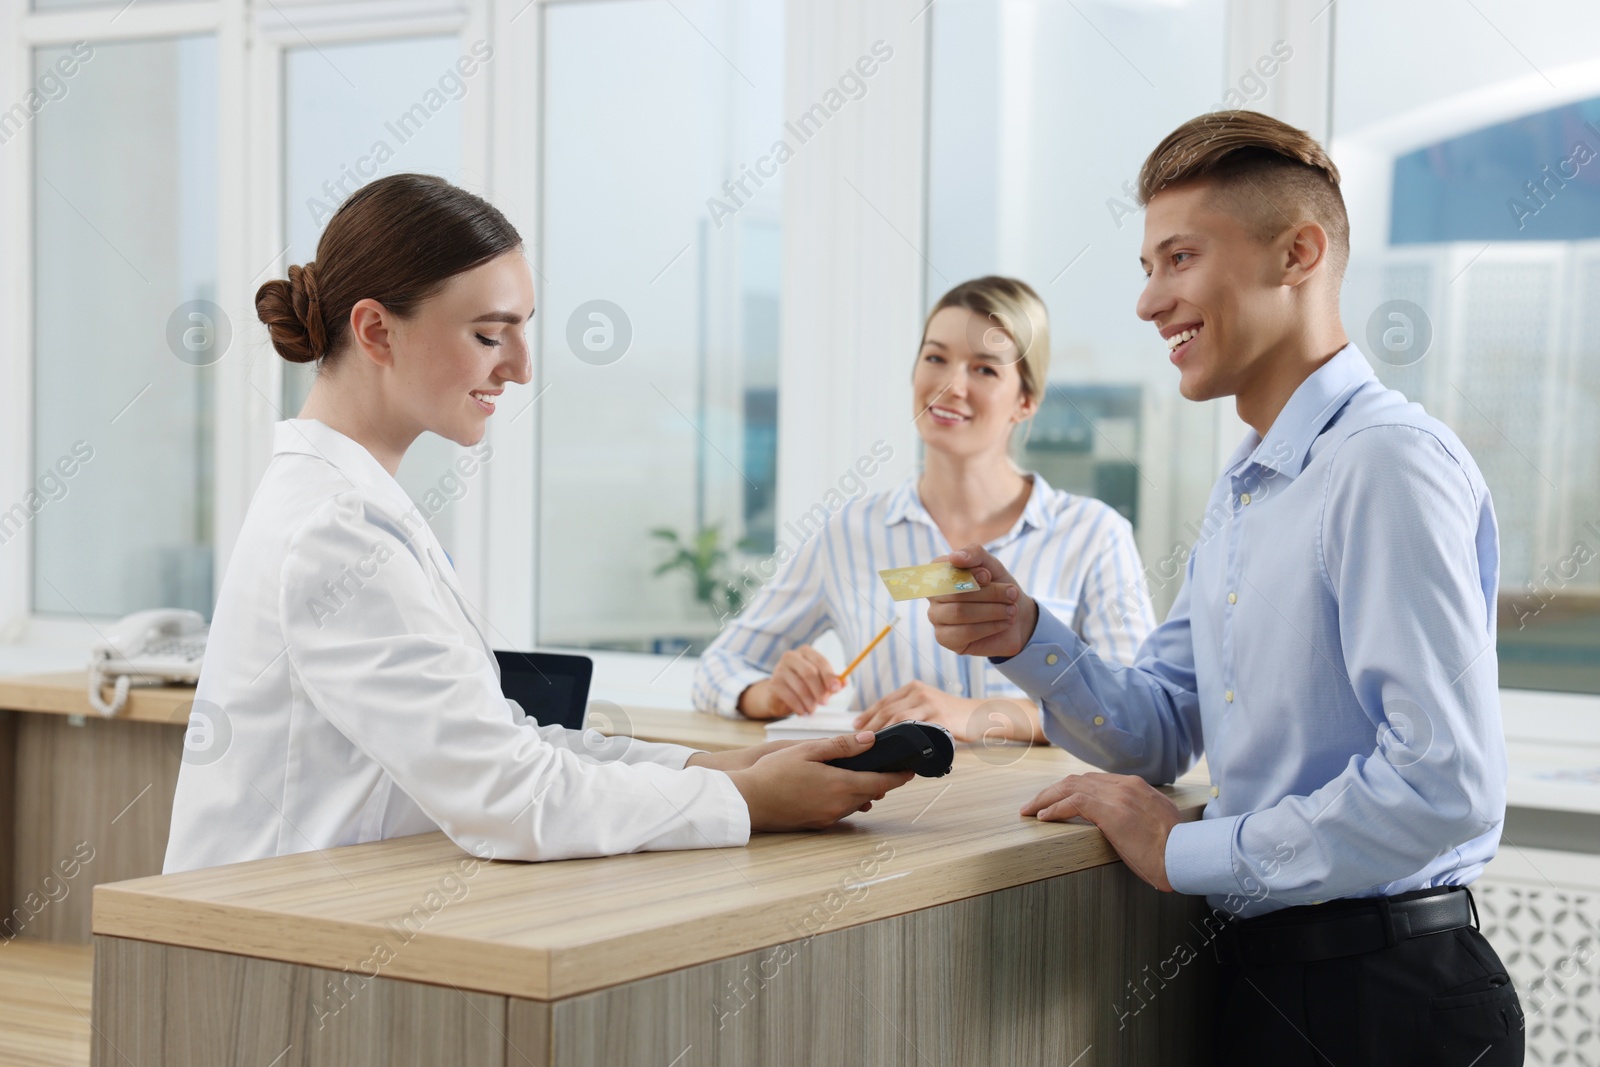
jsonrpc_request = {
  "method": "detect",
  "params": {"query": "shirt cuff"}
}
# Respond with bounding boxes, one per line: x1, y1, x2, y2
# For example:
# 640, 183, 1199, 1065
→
690, 765, 753, 846
1165, 813, 1243, 897
699, 667, 770, 719
989, 602, 1084, 692
620, 739, 700, 769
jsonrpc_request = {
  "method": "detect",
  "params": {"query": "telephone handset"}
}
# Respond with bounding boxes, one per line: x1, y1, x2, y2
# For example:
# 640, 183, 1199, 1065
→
87, 609, 209, 717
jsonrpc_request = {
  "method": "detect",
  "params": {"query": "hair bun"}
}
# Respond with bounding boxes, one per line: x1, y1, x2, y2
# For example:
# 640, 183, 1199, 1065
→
255, 261, 328, 364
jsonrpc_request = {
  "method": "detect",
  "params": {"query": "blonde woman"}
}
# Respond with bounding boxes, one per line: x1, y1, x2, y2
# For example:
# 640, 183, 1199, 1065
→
693, 276, 1156, 742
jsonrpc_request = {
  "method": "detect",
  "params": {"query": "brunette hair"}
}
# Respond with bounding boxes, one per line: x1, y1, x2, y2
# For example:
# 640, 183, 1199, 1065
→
1137, 111, 1349, 281
256, 173, 522, 364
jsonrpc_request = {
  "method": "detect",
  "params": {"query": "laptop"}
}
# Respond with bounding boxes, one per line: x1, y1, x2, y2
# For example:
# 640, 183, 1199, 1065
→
495, 650, 594, 731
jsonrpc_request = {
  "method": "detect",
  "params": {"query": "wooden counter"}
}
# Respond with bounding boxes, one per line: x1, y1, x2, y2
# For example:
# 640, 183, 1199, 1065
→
88, 709, 1217, 1066
0, 673, 191, 943
0, 672, 1218, 1064
0, 671, 198, 725
0, 676, 753, 944
93, 744, 1209, 999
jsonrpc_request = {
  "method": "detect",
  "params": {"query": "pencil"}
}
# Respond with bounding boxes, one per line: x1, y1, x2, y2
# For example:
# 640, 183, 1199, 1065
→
837, 620, 895, 683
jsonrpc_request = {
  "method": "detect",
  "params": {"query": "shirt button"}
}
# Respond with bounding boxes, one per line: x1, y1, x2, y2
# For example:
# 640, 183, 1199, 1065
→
1093, 715, 1105, 726
1046, 653, 1058, 665
1241, 492, 1252, 505
1209, 786, 1219, 798
1225, 690, 1235, 703
1227, 592, 1237, 604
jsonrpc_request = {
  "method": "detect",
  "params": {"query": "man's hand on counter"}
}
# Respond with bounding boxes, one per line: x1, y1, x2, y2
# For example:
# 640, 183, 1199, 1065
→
1022, 772, 1180, 893
727, 732, 915, 831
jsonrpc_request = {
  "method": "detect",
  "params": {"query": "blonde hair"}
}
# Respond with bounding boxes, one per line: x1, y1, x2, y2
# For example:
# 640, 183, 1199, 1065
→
920, 276, 1050, 396
918, 276, 1051, 441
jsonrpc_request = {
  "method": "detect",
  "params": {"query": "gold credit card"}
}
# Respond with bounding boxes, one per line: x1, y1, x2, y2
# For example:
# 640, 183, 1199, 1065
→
877, 561, 981, 601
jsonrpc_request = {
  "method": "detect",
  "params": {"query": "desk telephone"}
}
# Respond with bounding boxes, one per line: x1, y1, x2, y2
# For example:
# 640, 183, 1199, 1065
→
87, 609, 208, 716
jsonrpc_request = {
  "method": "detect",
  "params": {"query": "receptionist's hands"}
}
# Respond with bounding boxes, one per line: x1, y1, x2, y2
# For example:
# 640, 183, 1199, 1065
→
926, 546, 1039, 659
854, 684, 1044, 744
728, 732, 915, 831
738, 645, 842, 720
1022, 772, 1179, 893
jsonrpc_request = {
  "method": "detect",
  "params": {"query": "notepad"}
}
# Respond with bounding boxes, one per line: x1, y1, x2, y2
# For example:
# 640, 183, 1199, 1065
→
762, 686, 858, 740
763, 710, 860, 740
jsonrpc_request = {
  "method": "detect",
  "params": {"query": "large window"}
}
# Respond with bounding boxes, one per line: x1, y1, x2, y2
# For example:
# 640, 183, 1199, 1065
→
536, 0, 783, 653
1331, 0, 1600, 694
925, 0, 1231, 619
30, 35, 218, 618
6, 0, 1599, 708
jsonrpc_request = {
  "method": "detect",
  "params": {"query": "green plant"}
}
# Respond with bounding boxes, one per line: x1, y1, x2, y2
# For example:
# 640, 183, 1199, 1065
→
650, 524, 752, 621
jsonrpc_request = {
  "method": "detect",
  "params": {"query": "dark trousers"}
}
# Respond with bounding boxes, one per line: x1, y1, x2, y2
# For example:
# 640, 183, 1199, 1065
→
1214, 889, 1524, 1066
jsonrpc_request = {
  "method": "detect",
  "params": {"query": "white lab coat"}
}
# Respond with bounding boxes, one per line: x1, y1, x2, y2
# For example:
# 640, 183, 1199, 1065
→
163, 419, 749, 874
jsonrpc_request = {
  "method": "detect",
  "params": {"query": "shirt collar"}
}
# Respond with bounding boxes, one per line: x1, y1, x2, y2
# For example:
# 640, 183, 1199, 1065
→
273, 419, 422, 524
1228, 343, 1377, 480
882, 475, 923, 527
884, 470, 1055, 545
273, 420, 478, 637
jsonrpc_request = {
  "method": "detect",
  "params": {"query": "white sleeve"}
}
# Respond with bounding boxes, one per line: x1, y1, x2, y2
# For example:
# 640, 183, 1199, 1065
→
280, 496, 750, 860
515, 714, 703, 771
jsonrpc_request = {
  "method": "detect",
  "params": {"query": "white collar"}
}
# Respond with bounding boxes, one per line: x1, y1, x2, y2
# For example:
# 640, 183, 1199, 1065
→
272, 419, 423, 524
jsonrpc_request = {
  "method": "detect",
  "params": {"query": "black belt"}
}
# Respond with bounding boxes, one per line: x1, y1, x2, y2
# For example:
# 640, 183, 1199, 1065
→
1217, 886, 1476, 968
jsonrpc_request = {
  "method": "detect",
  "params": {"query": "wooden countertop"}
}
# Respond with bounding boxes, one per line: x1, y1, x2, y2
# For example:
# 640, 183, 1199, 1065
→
0, 674, 772, 743
93, 706, 1211, 1001
0, 671, 196, 724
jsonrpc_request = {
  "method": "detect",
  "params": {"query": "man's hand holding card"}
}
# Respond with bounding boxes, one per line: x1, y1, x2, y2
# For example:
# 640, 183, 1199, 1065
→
922, 546, 1039, 659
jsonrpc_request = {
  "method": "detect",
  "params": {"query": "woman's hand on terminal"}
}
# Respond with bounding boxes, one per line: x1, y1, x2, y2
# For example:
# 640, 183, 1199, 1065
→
854, 685, 1043, 744
926, 545, 1039, 659
685, 739, 800, 772
727, 732, 915, 831
737, 646, 841, 720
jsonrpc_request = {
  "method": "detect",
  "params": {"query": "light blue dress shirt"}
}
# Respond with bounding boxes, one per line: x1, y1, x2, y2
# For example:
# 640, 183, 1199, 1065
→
995, 345, 1507, 918
694, 472, 1155, 718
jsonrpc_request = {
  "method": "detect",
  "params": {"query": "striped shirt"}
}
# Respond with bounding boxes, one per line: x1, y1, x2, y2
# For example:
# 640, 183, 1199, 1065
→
692, 472, 1156, 718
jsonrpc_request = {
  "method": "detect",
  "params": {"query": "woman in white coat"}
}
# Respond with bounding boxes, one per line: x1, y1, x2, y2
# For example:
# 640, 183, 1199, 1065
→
163, 174, 911, 875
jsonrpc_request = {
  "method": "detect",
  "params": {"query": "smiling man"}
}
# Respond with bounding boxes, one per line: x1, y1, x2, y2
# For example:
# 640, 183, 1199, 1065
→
927, 113, 1524, 1065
